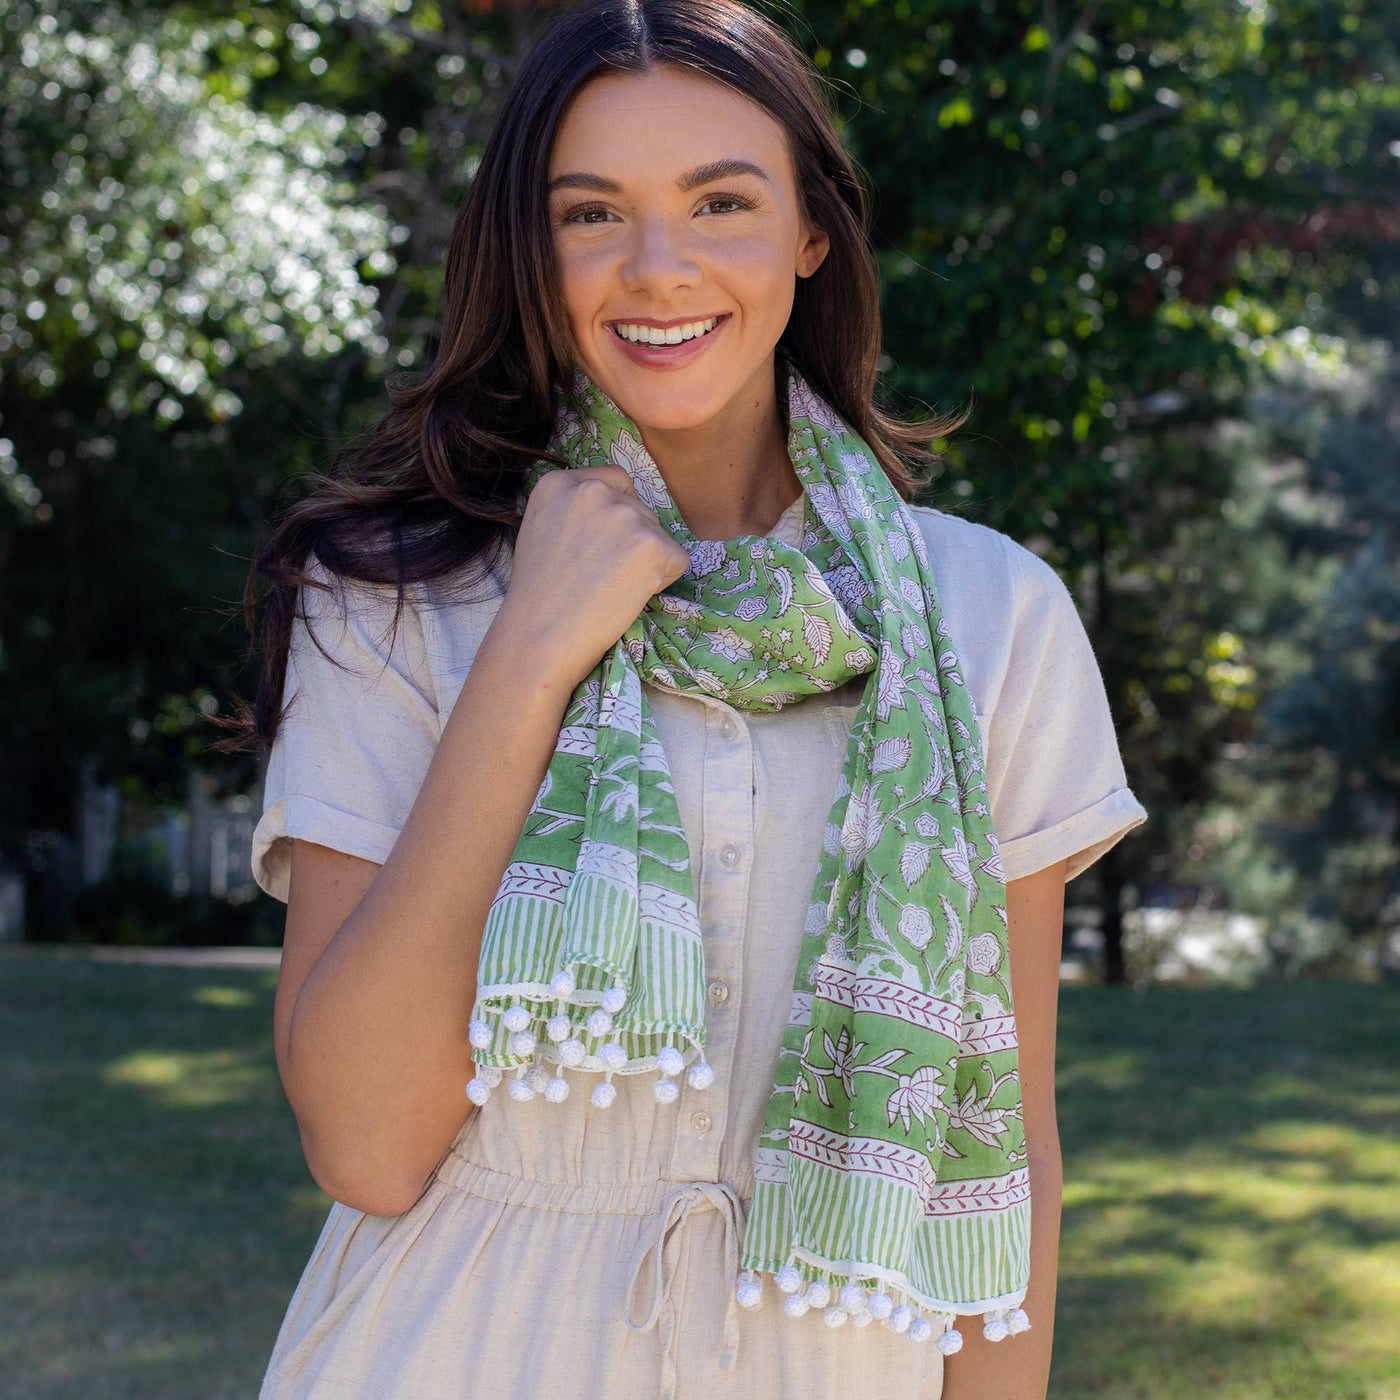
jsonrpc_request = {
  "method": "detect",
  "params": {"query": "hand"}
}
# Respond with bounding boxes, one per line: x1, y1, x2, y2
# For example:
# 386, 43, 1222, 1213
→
491, 465, 692, 692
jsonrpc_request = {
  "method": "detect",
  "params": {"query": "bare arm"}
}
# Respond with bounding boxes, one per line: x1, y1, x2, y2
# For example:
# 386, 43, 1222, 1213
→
940, 858, 1067, 1400
272, 467, 692, 1217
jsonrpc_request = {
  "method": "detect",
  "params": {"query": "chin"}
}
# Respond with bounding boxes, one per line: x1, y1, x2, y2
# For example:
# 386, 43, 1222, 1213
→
594, 366, 731, 432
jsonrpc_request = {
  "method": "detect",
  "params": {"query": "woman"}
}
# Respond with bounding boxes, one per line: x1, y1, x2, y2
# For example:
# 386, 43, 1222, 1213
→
231, 2, 1147, 1397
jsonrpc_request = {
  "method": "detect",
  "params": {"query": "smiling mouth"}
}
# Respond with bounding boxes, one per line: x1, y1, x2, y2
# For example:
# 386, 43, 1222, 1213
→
609, 314, 728, 346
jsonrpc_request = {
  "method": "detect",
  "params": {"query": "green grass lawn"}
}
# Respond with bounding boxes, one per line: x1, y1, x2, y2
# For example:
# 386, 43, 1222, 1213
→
2, 945, 1397, 1400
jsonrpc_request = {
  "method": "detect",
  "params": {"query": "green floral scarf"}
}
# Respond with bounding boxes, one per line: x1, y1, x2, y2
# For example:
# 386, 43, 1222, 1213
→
465, 356, 1031, 1351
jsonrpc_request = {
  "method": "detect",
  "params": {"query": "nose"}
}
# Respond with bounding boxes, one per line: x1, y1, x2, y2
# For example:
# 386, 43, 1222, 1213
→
620, 212, 702, 295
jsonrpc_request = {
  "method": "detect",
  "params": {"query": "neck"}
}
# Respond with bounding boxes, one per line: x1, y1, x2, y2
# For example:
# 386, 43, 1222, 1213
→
633, 356, 803, 541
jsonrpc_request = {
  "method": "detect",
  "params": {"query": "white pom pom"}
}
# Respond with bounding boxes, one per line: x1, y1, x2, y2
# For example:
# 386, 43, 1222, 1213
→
867, 1291, 893, 1320
546, 1015, 571, 1043
502, 1006, 530, 1033
908, 1316, 933, 1343
549, 969, 576, 997
936, 1326, 964, 1355
735, 1277, 763, 1310
524, 1063, 551, 1094
559, 1038, 586, 1067
686, 1060, 715, 1090
652, 1077, 679, 1104
468, 1020, 494, 1049
805, 1281, 831, 1309
885, 1305, 911, 1335
601, 985, 627, 1014
590, 1080, 617, 1109
775, 1265, 803, 1295
465, 1078, 492, 1105
507, 1077, 535, 1103
656, 1045, 685, 1077
982, 1314, 1010, 1342
822, 1305, 848, 1328
544, 1075, 570, 1104
782, 1293, 810, 1319
508, 1030, 537, 1058
838, 1282, 867, 1314
851, 1310, 873, 1327
1007, 1307, 1031, 1334
599, 1041, 628, 1071
479, 1064, 504, 1087
586, 1009, 613, 1038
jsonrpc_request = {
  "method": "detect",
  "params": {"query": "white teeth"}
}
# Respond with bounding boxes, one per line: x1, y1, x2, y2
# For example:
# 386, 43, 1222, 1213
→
613, 316, 720, 346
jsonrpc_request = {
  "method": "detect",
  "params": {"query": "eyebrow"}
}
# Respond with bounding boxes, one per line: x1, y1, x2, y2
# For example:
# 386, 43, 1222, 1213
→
546, 157, 772, 196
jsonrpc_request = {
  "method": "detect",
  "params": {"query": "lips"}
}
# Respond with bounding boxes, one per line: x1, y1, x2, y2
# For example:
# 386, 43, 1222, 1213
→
605, 312, 732, 368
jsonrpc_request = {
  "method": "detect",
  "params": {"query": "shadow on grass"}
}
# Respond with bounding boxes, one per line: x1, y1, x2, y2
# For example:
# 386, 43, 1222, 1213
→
0, 947, 331, 1400
1050, 982, 1400, 1400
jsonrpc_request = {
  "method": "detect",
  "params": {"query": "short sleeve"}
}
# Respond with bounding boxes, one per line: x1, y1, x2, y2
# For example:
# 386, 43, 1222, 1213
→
983, 545, 1148, 883
251, 555, 442, 904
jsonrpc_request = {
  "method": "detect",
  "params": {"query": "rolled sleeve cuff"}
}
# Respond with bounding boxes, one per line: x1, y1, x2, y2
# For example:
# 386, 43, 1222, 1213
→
252, 794, 403, 904
998, 786, 1148, 884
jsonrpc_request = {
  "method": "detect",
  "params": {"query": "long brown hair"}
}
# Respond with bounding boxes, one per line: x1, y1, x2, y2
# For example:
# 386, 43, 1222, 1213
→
212, 0, 970, 755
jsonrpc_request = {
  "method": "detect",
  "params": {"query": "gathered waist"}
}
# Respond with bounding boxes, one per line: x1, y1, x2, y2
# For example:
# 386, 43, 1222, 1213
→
435, 1150, 755, 1218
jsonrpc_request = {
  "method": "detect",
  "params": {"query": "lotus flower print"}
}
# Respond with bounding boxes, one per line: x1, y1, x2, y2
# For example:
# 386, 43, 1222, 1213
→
887, 1065, 942, 1135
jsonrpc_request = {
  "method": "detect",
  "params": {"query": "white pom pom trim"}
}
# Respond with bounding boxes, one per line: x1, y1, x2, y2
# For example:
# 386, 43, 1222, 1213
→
508, 1030, 537, 1058
590, 1079, 617, 1109
822, 1305, 848, 1328
804, 1281, 831, 1309
548, 969, 576, 997
656, 1045, 685, 1077
544, 1074, 570, 1104
652, 1077, 679, 1104
468, 1020, 493, 1049
585, 1009, 612, 1038
686, 1060, 715, 1090
774, 1265, 803, 1295
601, 985, 627, 1014
908, 1316, 933, 1343
867, 1291, 893, 1321
545, 1015, 571, 1043
782, 1294, 810, 1319
502, 1005, 530, 1033
559, 1038, 586, 1067
735, 1275, 763, 1310
936, 1326, 964, 1355
507, 1077, 534, 1103
885, 1304, 911, 1334
465, 1078, 491, 1105
838, 1282, 867, 1314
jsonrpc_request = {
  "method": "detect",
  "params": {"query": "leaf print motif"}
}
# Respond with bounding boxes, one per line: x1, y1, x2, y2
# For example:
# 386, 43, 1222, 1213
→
611, 428, 668, 512
898, 840, 931, 889
887, 1065, 942, 1135
899, 574, 926, 611
774, 566, 794, 616
939, 894, 964, 962
899, 624, 922, 661
917, 742, 948, 801
839, 451, 874, 486
981, 832, 1005, 883
872, 735, 911, 774
802, 610, 833, 666
939, 827, 981, 907
887, 528, 910, 562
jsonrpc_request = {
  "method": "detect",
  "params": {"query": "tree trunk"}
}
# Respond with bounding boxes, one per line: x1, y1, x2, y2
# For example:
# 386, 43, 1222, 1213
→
1100, 841, 1126, 984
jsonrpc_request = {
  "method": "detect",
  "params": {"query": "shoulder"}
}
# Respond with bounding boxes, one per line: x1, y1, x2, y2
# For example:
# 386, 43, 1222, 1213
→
903, 503, 1077, 634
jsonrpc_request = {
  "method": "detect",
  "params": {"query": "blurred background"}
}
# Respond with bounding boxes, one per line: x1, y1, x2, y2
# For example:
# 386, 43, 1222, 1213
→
2, 1, 1396, 1397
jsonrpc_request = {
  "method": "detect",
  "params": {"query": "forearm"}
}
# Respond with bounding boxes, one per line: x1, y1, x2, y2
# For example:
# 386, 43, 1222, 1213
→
939, 1137, 1063, 1400
284, 618, 576, 1209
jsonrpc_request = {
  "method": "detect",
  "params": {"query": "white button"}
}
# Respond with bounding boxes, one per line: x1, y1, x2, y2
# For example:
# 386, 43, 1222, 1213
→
706, 979, 729, 1006
691, 1111, 713, 1136
720, 843, 740, 867
719, 715, 738, 739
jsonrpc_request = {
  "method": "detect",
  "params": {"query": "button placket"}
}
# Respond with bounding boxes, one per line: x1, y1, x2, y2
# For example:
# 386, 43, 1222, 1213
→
670, 700, 753, 1177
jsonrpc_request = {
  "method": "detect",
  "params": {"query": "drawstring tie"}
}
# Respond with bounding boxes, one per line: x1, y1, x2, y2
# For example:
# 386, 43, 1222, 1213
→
624, 1181, 747, 1400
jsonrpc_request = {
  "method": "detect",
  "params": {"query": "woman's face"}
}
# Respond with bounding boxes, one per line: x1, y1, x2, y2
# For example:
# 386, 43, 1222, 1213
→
546, 62, 829, 432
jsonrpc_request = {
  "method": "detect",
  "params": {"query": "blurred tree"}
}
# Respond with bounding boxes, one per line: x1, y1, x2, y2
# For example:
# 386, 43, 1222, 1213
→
1, 0, 1395, 969
776, 0, 1398, 977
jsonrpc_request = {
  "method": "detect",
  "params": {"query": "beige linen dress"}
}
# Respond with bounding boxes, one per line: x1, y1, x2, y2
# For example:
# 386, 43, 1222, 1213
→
251, 495, 1148, 1400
